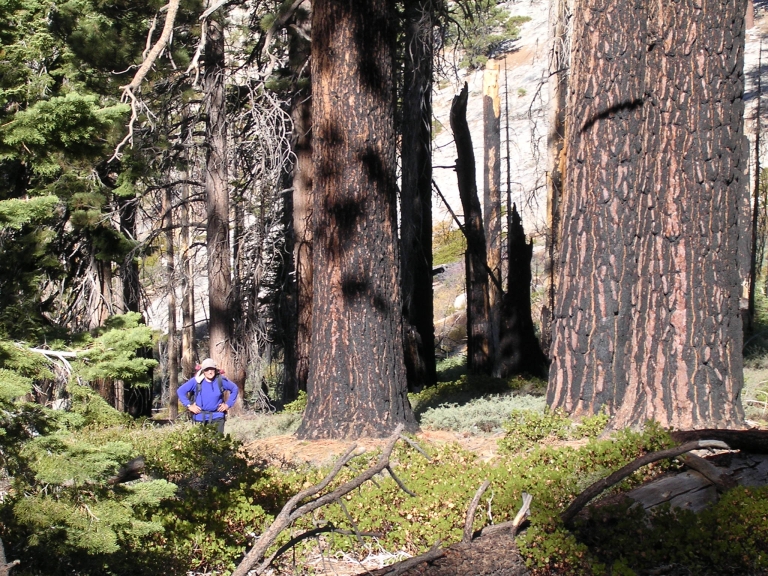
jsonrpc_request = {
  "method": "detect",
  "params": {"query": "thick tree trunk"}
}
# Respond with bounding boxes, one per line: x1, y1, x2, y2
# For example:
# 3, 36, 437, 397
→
290, 78, 313, 401
204, 17, 241, 399
543, 0, 571, 356
400, 0, 436, 390
296, 0, 417, 439
180, 163, 196, 381
451, 83, 494, 375
164, 183, 179, 420
548, 0, 747, 430
497, 205, 548, 378
483, 61, 502, 372
281, 3, 313, 403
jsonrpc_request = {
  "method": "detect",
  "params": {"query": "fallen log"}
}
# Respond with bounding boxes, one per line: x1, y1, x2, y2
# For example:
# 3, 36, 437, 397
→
561, 440, 729, 525
670, 428, 768, 453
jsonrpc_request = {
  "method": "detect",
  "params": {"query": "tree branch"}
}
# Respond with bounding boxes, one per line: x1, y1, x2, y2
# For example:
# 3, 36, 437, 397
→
561, 440, 730, 525
232, 424, 426, 576
121, 0, 181, 95
463, 479, 490, 543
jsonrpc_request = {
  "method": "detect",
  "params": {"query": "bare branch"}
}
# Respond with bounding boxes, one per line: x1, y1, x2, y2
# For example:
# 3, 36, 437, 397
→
121, 0, 181, 95
258, 525, 382, 572
561, 440, 730, 525
232, 424, 422, 576
376, 542, 444, 576
112, 0, 181, 159
463, 479, 490, 543
475, 492, 532, 539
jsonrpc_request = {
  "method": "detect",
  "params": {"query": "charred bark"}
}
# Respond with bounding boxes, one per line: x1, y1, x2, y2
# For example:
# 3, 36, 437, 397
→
204, 17, 241, 399
548, 0, 747, 430
296, 0, 417, 439
180, 154, 196, 382
163, 182, 178, 420
117, 195, 141, 315
543, 0, 571, 356
400, 0, 436, 390
287, 11, 313, 401
483, 62, 502, 369
497, 205, 548, 378
451, 83, 494, 375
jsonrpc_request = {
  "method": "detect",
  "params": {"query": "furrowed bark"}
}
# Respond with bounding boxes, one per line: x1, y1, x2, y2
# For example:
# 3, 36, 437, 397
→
297, 0, 416, 438
549, 0, 747, 430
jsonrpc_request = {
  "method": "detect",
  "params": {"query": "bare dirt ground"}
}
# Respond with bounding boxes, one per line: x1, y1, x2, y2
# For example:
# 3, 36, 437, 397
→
244, 429, 505, 469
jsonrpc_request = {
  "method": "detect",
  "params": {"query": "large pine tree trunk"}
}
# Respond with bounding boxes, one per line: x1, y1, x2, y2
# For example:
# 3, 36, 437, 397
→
400, 0, 436, 390
204, 17, 241, 398
543, 0, 571, 356
290, 77, 313, 401
296, 0, 416, 439
548, 0, 747, 430
164, 183, 179, 420
451, 83, 494, 375
180, 157, 196, 382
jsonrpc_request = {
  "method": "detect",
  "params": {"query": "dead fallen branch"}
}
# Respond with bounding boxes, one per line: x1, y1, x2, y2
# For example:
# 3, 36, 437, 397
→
232, 424, 424, 576
670, 428, 768, 454
561, 439, 729, 525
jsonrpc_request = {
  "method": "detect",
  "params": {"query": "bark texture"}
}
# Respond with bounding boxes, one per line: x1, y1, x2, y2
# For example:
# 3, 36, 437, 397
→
163, 183, 178, 420
285, 6, 313, 402
400, 0, 436, 390
364, 530, 529, 576
204, 18, 240, 396
451, 83, 494, 375
497, 205, 548, 378
548, 0, 747, 429
543, 0, 571, 355
296, 0, 416, 439
483, 62, 502, 367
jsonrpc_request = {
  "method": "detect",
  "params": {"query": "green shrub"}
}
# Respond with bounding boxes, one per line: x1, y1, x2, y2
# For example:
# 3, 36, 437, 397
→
419, 394, 546, 433
499, 407, 610, 454
283, 389, 307, 413
575, 485, 768, 575
410, 373, 531, 416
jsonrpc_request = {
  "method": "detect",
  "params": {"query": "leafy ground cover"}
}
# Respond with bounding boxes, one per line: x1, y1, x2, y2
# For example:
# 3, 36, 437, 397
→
3, 346, 768, 576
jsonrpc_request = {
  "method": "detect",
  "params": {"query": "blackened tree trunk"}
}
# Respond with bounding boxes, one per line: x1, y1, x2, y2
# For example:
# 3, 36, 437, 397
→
204, 17, 241, 398
291, 93, 313, 399
286, 4, 313, 402
116, 195, 141, 315
450, 83, 494, 375
483, 61, 502, 371
543, 0, 571, 356
400, 0, 436, 390
163, 183, 179, 420
548, 0, 747, 430
180, 159, 196, 381
296, 0, 417, 439
497, 205, 548, 378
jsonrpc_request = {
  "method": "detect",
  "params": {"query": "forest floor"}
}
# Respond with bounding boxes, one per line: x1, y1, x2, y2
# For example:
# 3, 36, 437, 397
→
243, 428, 506, 470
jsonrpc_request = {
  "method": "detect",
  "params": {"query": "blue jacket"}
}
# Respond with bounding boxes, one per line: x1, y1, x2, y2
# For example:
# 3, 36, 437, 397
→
178, 374, 239, 422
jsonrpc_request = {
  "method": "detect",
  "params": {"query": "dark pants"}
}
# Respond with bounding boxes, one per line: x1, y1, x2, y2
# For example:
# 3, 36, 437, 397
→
194, 415, 225, 434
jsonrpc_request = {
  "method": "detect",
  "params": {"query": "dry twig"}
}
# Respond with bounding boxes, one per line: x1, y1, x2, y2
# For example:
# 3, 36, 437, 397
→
232, 424, 426, 576
463, 479, 490, 543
